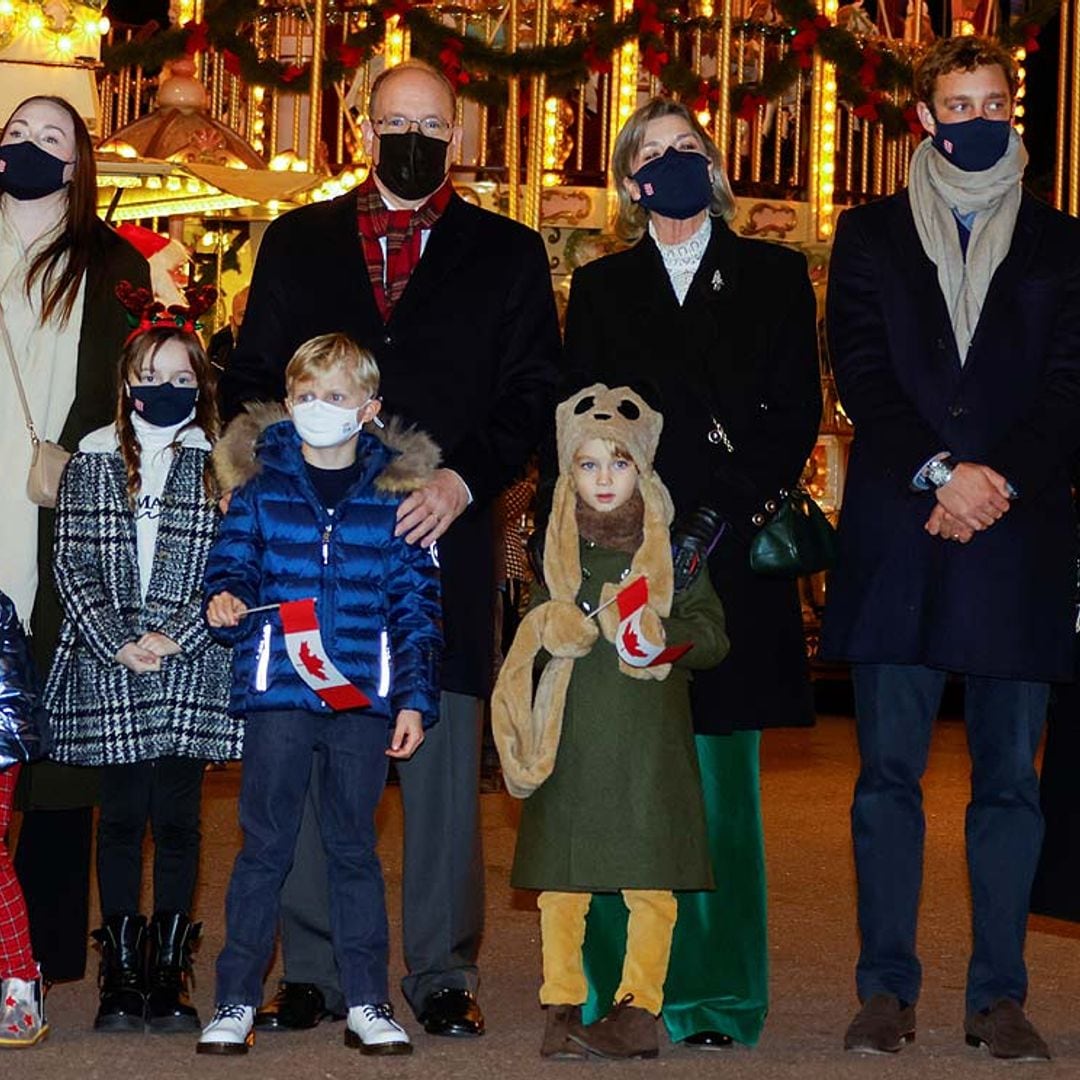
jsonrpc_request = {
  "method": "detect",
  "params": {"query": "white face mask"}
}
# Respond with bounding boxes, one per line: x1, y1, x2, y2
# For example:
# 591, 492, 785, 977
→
291, 398, 371, 448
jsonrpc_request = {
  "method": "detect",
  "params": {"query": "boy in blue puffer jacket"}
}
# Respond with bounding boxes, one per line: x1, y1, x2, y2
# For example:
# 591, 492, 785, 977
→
198, 333, 442, 1057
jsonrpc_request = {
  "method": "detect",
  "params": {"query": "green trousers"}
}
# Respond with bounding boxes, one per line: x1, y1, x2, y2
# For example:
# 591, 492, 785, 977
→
582, 732, 768, 1045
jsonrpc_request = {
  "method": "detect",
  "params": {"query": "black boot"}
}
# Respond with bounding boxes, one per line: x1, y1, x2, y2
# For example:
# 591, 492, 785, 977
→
91, 914, 147, 1032
145, 912, 202, 1033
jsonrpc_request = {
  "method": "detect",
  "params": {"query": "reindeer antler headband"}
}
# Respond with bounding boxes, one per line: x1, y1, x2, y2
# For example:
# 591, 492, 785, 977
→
116, 280, 218, 344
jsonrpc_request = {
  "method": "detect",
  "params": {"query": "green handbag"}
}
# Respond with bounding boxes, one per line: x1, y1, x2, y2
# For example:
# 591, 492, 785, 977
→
749, 486, 838, 577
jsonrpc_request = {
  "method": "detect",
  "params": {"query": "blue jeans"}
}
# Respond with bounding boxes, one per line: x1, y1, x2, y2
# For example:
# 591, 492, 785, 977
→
851, 664, 1047, 1014
215, 709, 390, 1007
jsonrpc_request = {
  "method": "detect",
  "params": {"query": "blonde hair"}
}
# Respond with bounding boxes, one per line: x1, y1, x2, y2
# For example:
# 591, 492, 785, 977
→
611, 98, 736, 241
285, 333, 380, 397
573, 438, 636, 465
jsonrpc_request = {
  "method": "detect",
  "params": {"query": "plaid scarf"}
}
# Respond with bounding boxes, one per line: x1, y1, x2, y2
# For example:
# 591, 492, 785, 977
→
356, 175, 454, 322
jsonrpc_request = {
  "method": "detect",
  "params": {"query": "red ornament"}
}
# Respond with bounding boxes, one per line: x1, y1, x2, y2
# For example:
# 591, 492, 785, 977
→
282, 63, 306, 84
183, 20, 209, 56
583, 42, 613, 75
1023, 22, 1041, 53
791, 14, 830, 69
853, 91, 883, 122
903, 104, 924, 138
736, 92, 768, 123
337, 43, 365, 68
858, 47, 882, 90
634, 0, 664, 39
642, 42, 669, 77
223, 50, 241, 77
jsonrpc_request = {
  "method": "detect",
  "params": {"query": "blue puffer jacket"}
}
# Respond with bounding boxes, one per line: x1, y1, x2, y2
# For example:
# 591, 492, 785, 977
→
1, 590, 51, 769
204, 414, 442, 725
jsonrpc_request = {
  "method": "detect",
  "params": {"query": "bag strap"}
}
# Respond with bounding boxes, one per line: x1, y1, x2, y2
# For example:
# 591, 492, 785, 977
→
0, 304, 41, 447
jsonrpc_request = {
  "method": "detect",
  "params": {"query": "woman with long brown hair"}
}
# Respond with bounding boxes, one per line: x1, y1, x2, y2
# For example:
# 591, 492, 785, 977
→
44, 315, 239, 1033
0, 95, 150, 986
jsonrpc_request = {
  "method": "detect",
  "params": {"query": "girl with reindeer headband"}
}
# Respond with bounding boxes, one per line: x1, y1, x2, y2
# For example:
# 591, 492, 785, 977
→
43, 282, 240, 1037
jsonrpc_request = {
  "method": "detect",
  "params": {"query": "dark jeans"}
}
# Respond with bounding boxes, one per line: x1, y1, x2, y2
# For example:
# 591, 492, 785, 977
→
215, 709, 390, 1007
851, 664, 1048, 1014
97, 756, 208, 918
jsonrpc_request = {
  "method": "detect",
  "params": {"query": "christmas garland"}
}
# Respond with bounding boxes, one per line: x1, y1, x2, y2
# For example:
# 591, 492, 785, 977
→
102, 0, 1063, 137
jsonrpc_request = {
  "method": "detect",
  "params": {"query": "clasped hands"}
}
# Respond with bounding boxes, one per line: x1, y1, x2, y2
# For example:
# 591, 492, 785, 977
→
115, 632, 181, 673
925, 462, 1012, 545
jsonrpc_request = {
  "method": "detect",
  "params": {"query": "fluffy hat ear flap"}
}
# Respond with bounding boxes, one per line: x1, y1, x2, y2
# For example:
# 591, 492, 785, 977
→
543, 475, 582, 603
628, 472, 676, 617
491, 608, 574, 798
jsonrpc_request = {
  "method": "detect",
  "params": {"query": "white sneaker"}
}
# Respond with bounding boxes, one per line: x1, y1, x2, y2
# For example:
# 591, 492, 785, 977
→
345, 1003, 412, 1055
0, 975, 49, 1048
196, 1004, 255, 1055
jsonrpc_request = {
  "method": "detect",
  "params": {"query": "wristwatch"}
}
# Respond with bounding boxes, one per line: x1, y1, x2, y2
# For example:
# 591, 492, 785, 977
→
924, 455, 957, 489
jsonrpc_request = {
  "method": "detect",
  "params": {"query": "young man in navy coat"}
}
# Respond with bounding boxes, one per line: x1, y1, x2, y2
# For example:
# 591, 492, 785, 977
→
219, 60, 560, 1038
823, 35, 1080, 1061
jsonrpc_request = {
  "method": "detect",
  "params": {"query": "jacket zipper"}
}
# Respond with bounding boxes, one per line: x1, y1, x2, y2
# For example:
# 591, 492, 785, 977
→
321, 523, 333, 565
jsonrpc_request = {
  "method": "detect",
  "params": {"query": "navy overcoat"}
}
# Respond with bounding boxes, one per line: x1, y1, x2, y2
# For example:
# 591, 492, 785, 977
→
822, 190, 1080, 682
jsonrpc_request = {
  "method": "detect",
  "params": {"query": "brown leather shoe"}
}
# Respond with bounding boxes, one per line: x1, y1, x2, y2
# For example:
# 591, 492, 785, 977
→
965, 999, 1051, 1061
569, 995, 659, 1060
540, 1004, 586, 1059
843, 994, 916, 1053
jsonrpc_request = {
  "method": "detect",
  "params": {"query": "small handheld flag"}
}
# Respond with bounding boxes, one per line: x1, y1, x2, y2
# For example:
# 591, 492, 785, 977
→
613, 576, 693, 668
279, 598, 371, 710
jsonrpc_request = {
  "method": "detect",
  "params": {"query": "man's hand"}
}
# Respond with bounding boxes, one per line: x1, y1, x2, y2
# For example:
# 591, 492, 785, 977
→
137, 632, 181, 657
206, 591, 248, 628
387, 709, 425, 759
925, 504, 974, 544
934, 462, 1012, 532
394, 469, 470, 548
115, 642, 162, 673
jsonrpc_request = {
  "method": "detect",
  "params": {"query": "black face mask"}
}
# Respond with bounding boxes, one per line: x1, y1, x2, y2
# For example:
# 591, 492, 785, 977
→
0, 141, 72, 201
129, 385, 198, 428
375, 131, 449, 202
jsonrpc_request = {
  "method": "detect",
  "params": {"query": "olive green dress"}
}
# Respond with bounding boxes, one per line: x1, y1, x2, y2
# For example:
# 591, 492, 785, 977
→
510, 539, 728, 893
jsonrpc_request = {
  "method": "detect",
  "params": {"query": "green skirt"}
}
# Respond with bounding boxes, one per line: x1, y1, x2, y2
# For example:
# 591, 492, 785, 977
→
581, 731, 768, 1045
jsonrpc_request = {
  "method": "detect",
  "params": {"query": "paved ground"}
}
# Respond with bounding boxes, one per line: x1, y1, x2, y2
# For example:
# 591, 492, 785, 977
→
9, 713, 1080, 1078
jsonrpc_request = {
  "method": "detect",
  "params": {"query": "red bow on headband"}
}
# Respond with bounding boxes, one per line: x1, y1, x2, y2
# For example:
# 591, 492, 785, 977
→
116, 280, 218, 344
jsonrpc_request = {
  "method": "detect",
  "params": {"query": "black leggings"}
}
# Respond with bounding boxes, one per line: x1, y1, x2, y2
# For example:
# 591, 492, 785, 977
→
97, 756, 208, 918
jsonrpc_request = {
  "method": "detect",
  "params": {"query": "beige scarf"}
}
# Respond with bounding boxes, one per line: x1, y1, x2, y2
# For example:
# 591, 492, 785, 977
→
907, 129, 1027, 362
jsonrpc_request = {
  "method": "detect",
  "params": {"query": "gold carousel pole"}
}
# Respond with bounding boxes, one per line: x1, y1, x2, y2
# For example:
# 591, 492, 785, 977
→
506, 0, 522, 222
525, 0, 551, 230
714, 0, 733, 172
1054, 0, 1069, 210
306, 0, 326, 173
1070, 0, 1080, 216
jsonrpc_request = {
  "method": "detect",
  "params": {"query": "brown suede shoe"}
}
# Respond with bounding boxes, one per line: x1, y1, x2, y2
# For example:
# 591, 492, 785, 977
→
540, 1004, 587, 1060
569, 995, 659, 1060
965, 999, 1051, 1061
843, 994, 916, 1054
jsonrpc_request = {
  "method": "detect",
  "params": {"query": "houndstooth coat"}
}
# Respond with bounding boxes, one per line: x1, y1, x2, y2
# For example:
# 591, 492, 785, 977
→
44, 434, 240, 765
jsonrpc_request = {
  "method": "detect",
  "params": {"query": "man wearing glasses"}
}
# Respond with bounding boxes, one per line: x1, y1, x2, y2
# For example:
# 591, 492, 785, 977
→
220, 59, 560, 1041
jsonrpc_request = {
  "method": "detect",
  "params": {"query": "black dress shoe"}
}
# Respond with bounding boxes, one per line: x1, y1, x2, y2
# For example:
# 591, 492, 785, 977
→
683, 1030, 734, 1050
254, 982, 345, 1031
418, 989, 485, 1037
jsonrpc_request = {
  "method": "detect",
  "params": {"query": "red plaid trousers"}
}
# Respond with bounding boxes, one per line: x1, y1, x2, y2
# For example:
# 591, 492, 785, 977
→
0, 765, 37, 980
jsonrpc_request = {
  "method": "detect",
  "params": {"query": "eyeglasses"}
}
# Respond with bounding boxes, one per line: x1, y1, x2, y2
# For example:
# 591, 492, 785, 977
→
372, 115, 452, 138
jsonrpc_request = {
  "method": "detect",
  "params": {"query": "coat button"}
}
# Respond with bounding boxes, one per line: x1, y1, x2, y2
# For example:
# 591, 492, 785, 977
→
383, 334, 392, 345
764, 500, 778, 513
752, 513, 765, 527
949, 404, 968, 418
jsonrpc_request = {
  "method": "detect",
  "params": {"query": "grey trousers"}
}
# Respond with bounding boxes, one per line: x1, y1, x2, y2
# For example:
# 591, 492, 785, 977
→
277, 691, 485, 1016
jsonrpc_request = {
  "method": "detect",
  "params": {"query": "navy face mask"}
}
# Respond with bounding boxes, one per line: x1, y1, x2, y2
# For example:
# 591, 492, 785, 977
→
129, 385, 198, 428
931, 117, 1011, 173
631, 146, 713, 220
0, 141, 71, 201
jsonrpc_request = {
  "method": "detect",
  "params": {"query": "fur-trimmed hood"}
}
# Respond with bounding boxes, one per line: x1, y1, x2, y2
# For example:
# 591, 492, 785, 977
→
212, 401, 441, 495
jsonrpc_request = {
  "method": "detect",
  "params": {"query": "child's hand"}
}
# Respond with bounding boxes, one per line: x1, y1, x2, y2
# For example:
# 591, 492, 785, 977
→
387, 709, 425, 759
138, 632, 181, 657
540, 600, 599, 658
115, 642, 162, 673
218, 490, 234, 515
207, 591, 248, 628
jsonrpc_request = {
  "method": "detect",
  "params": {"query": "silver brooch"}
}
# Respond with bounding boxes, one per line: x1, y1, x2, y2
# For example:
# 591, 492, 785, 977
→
711, 270, 724, 291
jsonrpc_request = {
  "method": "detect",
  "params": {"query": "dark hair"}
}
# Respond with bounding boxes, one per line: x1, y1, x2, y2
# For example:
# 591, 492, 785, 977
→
116, 326, 220, 505
913, 36, 1019, 111
1, 96, 99, 326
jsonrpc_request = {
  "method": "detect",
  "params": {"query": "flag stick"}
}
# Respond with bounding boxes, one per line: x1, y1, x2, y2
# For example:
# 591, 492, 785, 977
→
243, 598, 317, 616
587, 575, 646, 619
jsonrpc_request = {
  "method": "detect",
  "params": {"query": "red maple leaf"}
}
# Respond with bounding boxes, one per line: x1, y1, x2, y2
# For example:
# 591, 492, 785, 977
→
298, 640, 328, 681
621, 622, 648, 659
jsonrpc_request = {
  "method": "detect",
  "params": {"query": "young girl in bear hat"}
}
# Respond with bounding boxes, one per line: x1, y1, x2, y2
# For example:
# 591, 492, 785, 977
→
493, 383, 729, 1060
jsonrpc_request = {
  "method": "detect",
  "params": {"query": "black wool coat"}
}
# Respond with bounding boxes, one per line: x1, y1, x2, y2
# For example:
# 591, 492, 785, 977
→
821, 191, 1080, 682
220, 190, 561, 698
22, 222, 150, 809
563, 222, 822, 734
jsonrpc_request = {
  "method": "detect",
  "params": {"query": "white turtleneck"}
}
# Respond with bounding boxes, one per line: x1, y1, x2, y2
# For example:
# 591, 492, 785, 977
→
79, 411, 210, 601
649, 215, 713, 306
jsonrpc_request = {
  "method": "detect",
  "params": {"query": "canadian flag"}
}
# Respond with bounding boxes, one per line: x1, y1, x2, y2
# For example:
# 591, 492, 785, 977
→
614, 577, 693, 668
279, 598, 371, 710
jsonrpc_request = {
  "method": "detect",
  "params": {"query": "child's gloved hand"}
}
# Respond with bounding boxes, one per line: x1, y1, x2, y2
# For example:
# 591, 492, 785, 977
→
539, 600, 599, 658
596, 582, 670, 681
